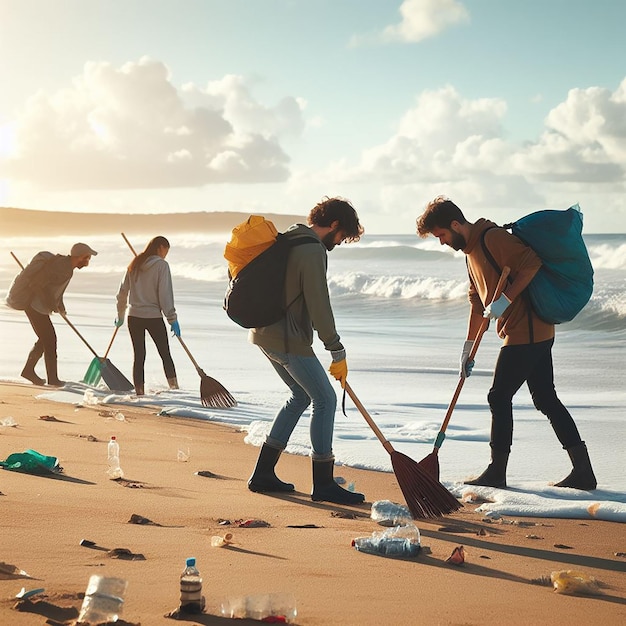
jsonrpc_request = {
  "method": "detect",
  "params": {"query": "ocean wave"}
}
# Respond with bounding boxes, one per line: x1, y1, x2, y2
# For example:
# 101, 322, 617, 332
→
588, 242, 626, 270
329, 272, 468, 301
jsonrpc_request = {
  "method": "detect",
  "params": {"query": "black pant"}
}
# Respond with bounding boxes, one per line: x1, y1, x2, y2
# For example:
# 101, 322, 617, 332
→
24, 306, 58, 381
128, 316, 176, 388
487, 338, 582, 453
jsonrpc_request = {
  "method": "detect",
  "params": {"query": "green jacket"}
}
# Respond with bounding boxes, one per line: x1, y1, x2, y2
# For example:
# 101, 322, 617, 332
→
249, 224, 344, 356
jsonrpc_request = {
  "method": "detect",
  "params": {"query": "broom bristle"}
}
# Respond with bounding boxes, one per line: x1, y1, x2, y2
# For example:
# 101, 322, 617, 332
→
391, 450, 461, 519
200, 376, 237, 408
417, 451, 440, 481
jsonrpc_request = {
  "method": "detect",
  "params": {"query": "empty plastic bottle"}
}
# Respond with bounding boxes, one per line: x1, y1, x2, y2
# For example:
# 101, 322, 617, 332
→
370, 500, 413, 526
180, 557, 205, 614
353, 523, 421, 558
106, 436, 124, 479
77, 575, 127, 624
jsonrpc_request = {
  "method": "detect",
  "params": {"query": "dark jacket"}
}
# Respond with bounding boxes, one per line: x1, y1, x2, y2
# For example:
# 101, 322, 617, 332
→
249, 224, 344, 356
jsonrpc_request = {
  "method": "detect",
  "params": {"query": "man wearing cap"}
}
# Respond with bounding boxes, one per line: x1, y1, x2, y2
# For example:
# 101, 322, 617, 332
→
6, 242, 98, 386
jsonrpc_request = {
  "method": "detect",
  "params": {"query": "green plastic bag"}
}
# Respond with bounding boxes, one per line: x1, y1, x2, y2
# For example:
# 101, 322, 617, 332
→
0, 449, 62, 475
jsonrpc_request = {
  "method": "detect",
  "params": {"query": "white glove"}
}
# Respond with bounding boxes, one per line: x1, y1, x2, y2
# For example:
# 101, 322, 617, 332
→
459, 340, 475, 379
483, 293, 511, 320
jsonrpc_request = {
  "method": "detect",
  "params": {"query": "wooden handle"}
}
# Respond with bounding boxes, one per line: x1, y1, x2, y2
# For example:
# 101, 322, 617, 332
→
345, 382, 395, 455
436, 266, 511, 444
121, 233, 203, 375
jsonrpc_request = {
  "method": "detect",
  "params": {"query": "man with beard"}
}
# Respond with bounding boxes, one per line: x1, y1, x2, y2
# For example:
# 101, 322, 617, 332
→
7, 242, 98, 387
247, 197, 367, 504
415, 196, 596, 491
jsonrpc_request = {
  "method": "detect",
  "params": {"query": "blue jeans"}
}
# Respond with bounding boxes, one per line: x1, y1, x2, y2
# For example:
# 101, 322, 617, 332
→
260, 348, 336, 459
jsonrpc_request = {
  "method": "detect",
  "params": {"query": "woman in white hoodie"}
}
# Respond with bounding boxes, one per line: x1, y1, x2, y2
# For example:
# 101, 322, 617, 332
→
116, 236, 180, 396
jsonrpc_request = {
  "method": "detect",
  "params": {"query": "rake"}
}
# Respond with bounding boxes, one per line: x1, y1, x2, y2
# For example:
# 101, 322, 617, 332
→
345, 382, 461, 519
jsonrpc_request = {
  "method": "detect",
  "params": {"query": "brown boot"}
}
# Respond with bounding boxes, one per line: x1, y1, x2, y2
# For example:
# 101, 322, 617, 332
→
554, 442, 597, 490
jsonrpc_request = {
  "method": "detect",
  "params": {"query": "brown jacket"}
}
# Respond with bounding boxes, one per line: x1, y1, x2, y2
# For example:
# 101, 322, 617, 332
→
465, 219, 554, 346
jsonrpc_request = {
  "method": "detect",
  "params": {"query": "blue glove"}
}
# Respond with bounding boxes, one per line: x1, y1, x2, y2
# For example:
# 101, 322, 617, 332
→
170, 320, 181, 337
483, 293, 511, 320
114, 317, 124, 328
459, 340, 475, 379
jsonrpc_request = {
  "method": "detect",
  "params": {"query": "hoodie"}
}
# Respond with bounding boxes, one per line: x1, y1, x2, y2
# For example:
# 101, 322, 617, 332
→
116, 255, 177, 322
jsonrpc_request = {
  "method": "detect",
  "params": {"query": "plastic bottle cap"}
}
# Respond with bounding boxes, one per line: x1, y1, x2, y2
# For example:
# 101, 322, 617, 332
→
111, 436, 116, 440
186, 557, 196, 566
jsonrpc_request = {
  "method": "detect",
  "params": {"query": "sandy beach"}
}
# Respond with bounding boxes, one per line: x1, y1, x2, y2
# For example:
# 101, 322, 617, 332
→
0, 381, 624, 625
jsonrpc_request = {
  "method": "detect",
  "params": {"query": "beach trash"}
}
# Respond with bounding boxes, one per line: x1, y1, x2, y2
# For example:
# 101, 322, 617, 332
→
0, 449, 61, 475
551, 569, 601, 596
107, 436, 124, 479
352, 523, 421, 558
220, 592, 297, 623
370, 500, 413, 526
77, 575, 127, 624
211, 533, 234, 547
180, 557, 205, 614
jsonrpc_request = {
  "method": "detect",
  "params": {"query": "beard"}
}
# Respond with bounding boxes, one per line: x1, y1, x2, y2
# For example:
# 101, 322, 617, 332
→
322, 228, 340, 251
449, 231, 466, 251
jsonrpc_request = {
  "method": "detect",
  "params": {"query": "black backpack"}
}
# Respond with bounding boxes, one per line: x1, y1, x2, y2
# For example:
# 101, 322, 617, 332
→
224, 233, 320, 328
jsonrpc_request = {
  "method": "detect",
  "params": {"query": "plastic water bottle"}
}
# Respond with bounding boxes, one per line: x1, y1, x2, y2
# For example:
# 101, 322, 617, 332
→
106, 436, 124, 479
180, 557, 205, 614
353, 523, 421, 558
370, 499, 413, 526
77, 575, 127, 624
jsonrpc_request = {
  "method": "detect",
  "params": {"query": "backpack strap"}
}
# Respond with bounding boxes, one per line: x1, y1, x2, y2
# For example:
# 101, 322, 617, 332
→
478, 227, 535, 343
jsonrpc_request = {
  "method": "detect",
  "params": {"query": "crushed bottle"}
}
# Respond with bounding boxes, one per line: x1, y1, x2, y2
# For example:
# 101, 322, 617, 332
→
353, 522, 421, 558
370, 499, 413, 526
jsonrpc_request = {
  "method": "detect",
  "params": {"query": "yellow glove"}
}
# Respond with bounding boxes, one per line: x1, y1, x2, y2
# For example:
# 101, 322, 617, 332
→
329, 349, 347, 388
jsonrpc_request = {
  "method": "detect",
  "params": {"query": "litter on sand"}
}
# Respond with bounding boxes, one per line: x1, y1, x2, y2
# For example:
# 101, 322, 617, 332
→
551, 570, 602, 596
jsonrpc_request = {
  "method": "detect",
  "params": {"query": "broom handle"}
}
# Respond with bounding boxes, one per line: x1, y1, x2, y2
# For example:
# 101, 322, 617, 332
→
345, 382, 395, 455
11, 251, 101, 359
121, 233, 203, 375
103, 326, 120, 360
433, 266, 511, 450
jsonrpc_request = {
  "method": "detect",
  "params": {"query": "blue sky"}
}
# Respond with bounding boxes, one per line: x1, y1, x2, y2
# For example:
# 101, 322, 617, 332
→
1, 0, 625, 233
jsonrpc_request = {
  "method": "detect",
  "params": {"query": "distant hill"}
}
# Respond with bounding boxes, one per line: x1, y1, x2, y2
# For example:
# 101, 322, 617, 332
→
0, 207, 305, 237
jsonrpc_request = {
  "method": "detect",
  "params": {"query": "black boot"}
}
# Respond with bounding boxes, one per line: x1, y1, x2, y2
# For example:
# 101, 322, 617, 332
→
554, 442, 597, 490
464, 449, 509, 488
311, 458, 365, 504
21, 344, 46, 385
248, 443, 295, 493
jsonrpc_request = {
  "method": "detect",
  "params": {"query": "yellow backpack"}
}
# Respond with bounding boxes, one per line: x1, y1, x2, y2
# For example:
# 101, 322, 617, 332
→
224, 215, 278, 279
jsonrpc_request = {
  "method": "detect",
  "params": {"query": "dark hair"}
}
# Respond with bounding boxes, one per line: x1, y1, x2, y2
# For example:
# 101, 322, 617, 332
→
129, 236, 170, 273
307, 196, 364, 242
416, 196, 467, 238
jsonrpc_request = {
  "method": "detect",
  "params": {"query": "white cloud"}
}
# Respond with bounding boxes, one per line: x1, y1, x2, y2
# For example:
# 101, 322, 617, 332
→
321, 79, 626, 229
382, 0, 470, 43
0, 57, 306, 189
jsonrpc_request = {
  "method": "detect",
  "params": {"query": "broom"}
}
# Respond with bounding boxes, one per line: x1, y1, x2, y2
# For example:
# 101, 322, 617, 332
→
418, 267, 511, 480
121, 233, 237, 408
345, 382, 461, 519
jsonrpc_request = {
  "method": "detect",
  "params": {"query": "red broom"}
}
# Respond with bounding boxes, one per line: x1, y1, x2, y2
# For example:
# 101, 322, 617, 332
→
418, 267, 511, 480
345, 383, 461, 519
